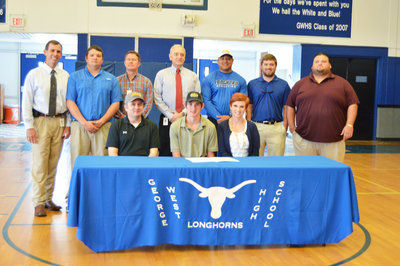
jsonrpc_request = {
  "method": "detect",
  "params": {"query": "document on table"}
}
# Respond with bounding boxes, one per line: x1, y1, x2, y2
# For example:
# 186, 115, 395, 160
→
185, 157, 239, 163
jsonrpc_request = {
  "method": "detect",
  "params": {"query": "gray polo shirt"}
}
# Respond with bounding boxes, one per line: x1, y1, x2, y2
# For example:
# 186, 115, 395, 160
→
170, 116, 218, 157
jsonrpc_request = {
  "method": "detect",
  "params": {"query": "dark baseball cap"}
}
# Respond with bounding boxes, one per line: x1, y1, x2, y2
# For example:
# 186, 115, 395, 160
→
186, 91, 203, 104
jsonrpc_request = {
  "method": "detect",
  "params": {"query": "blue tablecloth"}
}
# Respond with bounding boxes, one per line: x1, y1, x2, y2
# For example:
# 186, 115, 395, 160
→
67, 156, 359, 252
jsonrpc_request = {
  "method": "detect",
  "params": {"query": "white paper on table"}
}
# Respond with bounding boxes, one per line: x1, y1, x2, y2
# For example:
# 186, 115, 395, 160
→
185, 157, 239, 163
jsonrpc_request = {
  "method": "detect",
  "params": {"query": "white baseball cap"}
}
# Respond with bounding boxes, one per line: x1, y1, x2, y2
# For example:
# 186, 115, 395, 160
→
218, 49, 233, 58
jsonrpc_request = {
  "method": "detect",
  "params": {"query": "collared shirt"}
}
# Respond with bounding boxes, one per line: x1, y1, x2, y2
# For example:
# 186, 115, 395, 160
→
22, 63, 71, 129
170, 115, 218, 157
247, 75, 291, 122
286, 73, 360, 142
154, 65, 201, 119
117, 73, 153, 117
66, 67, 122, 121
106, 116, 159, 156
201, 70, 247, 119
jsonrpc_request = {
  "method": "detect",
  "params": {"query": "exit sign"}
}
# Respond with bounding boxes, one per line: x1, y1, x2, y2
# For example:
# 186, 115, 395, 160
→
10, 14, 24, 29
242, 24, 256, 38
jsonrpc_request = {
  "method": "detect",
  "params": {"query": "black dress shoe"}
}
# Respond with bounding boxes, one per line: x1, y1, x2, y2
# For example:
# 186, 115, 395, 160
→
35, 205, 47, 217
45, 201, 62, 211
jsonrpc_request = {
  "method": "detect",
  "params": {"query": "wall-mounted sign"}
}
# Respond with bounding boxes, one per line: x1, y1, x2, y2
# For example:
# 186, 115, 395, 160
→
242, 24, 256, 38
10, 14, 24, 29
97, 0, 208, 10
259, 0, 352, 38
0, 0, 5, 23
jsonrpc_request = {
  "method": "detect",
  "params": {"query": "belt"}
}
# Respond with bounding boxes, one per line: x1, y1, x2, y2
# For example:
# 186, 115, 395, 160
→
255, 120, 282, 125
33, 110, 66, 118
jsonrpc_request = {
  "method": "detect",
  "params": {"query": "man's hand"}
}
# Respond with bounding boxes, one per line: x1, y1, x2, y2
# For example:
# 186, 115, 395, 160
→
26, 128, 37, 143
62, 127, 71, 140
283, 121, 288, 131
289, 125, 296, 134
170, 111, 184, 123
92, 119, 105, 129
341, 125, 354, 141
217, 115, 230, 124
83, 121, 100, 133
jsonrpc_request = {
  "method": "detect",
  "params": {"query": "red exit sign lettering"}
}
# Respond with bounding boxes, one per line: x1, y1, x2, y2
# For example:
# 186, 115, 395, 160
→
10, 15, 25, 28
242, 24, 256, 38
243, 28, 254, 37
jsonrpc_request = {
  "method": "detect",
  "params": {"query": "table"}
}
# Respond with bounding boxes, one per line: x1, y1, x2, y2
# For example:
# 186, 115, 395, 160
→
67, 156, 359, 252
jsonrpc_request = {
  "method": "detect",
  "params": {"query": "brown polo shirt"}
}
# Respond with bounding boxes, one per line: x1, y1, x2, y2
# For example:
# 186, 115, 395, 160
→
286, 73, 359, 143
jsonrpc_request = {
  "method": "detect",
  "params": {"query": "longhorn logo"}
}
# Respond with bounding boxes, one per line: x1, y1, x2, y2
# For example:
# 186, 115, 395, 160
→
179, 178, 256, 219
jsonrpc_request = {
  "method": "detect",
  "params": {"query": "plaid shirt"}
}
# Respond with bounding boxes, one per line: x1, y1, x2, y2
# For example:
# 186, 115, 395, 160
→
117, 73, 153, 118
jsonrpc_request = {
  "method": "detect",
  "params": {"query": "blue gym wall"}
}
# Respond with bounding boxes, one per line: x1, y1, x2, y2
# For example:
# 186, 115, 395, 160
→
300, 44, 400, 139
73, 34, 193, 124
19, 35, 400, 138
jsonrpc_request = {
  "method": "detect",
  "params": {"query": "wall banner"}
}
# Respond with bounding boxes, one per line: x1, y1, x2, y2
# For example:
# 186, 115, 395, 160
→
0, 0, 5, 23
259, 0, 352, 38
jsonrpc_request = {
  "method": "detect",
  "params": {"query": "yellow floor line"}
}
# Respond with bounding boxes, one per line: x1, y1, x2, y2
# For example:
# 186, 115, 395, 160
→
357, 192, 400, 195
355, 176, 399, 193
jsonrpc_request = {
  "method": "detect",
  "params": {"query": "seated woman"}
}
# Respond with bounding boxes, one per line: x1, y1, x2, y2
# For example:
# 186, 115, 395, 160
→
217, 93, 260, 157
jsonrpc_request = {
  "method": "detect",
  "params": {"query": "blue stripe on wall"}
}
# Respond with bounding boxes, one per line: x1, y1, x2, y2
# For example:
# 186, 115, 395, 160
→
300, 44, 388, 78
138, 38, 182, 63
382, 57, 400, 105
299, 44, 400, 140
300, 44, 400, 106
21, 54, 77, 85
90, 36, 135, 62
77, 34, 88, 61
184, 37, 194, 63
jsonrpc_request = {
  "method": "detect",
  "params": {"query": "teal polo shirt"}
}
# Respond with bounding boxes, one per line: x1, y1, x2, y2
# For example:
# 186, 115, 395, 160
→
106, 116, 159, 156
66, 67, 122, 121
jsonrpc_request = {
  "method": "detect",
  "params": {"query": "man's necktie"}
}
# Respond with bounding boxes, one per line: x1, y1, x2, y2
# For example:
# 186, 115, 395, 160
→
176, 68, 183, 113
48, 70, 57, 116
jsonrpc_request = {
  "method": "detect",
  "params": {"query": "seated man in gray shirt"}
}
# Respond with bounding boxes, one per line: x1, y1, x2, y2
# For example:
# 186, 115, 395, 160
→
106, 92, 159, 156
170, 91, 218, 157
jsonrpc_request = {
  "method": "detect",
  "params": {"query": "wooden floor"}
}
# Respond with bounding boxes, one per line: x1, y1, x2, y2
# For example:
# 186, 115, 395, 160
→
0, 137, 399, 265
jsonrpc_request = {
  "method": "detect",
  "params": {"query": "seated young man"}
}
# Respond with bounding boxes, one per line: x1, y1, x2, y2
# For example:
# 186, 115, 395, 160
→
169, 91, 218, 157
106, 92, 159, 156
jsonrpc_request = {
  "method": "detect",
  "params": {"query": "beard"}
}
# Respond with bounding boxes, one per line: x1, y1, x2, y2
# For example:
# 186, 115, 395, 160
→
312, 67, 330, 76
262, 70, 275, 78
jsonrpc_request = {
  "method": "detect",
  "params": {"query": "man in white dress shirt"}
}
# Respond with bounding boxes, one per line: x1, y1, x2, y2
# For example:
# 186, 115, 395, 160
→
154, 44, 201, 156
22, 40, 70, 217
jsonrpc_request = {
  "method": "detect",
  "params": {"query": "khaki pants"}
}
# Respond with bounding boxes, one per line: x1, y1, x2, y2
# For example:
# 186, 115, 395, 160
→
70, 121, 111, 169
66, 121, 111, 201
292, 131, 345, 162
255, 122, 287, 156
31, 116, 65, 205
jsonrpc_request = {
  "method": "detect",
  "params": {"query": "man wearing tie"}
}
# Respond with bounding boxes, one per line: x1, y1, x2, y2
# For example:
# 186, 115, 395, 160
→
154, 44, 201, 156
22, 40, 70, 217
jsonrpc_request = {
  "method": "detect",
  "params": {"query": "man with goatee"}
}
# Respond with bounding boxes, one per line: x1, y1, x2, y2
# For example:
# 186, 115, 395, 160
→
247, 53, 291, 156
286, 53, 359, 162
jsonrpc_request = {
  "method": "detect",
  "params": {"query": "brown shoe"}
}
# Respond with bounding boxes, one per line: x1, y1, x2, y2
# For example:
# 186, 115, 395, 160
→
34, 205, 47, 217
45, 200, 62, 211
